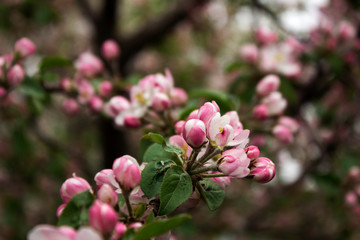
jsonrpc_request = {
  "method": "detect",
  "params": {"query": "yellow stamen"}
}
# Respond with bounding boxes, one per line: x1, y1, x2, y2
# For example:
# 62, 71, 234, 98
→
219, 126, 223, 133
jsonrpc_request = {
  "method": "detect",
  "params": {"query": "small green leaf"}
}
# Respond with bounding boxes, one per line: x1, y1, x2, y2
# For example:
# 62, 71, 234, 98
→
118, 194, 125, 206
198, 179, 225, 211
145, 211, 155, 224
142, 132, 166, 145
122, 228, 136, 240
58, 191, 95, 228
135, 203, 147, 218
134, 214, 192, 240
140, 160, 174, 198
158, 166, 193, 215
39, 56, 72, 73
163, 144, 184, 166
143, 143, 174, 163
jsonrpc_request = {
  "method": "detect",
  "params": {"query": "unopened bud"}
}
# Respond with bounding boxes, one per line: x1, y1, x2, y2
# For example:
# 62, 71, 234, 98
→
253, 104, 268, 120
250, 157, 276, 183
60, 173, 92, 203
102, 40, 120, 60
99, 81, 113, 97
245, 146, 260, 160
89, 96, 104, 112
112, 155, 141, 189
62, 98, 80, 115
97, 184, 118, 207
152, 92, 171, 111
14, 37, 36, 57
89, 200, 118, 234
182, 119, 207, 148
256, 74, 280, 96
7, 64, 25, 85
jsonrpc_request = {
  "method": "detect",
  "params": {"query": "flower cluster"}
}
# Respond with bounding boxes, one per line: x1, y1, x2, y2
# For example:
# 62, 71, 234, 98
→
0, 38, 36, 102
344, 167, 360, 216
172, 101, 276, 185
29, 155, 146, 240
104, 69, 187, 129
240, 28, 303, 78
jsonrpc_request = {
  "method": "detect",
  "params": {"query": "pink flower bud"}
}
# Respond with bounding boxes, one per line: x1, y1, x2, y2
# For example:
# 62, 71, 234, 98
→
278, 116, 299, 133
152, 92, 171, 111
240, 44, 259, 63
187, 109, 199, 120
94, 169, 120, 190
7, 64, 25, 85
99, 81, 113, 97
261, 92, 287, 116
62, 99, 80, 115
345, 192, 358, 206
182, 119, 207, 148
170, 88, 188, 106
255, 27, 278, 45
174, 120, 185, 135
256, 74, 280, 96
245, 146, 260, 160
105, 96, 130, 117
97, 184, 118, 207
60, 173, 92, 203
0, 87, 6, 98
210, 173, 231, 189
169, 135, 192, 157
129, 222, 143, 229
102, 39, 120, 60
60, 78, 73, 92
124, 115, 141, 128
272, 125, 293, 144
58, 226, 77, 240
250, 157, 276, 183
112, 155, 141, 189
253, 104, 268, 120
219, 149, 250, 178
111, 222, 127, 240
89, 200, 118, 234
89, 96, 104, 112
339, 21, 356, 40
198, 101, 220, 125
56, 203, 66, 218
14, 37, 36, 57
75, 52, 103, 77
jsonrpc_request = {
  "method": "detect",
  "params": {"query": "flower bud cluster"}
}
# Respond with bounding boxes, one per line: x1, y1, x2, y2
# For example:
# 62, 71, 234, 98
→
0, 38, 36, 103
104, 69, 188, 129
170, 101, 275, 189
39, 155, 148, 239
253, 74, 287, 120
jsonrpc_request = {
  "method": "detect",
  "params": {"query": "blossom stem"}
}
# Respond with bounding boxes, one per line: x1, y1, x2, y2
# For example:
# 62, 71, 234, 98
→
121, 188, 134, 221
201, 173, 228, 178
190, 165, 218, 175
186, 148, 200, 171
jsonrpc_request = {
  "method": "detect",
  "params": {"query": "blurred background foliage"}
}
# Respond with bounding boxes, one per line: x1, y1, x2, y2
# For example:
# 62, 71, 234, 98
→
1, 0, 360, 239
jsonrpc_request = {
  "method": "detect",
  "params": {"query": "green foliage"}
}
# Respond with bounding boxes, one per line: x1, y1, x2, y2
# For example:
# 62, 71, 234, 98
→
143, 143, 174, 163
133, 214, 191, 240
39, 56, 73, 73
19, 77, 47, 100
142, 132, 166, 145
158, 166, 193, 215
140, 160, 174, 198
197, 179, 225, 211
189, 89, 236, 114
57, 191, 95, 228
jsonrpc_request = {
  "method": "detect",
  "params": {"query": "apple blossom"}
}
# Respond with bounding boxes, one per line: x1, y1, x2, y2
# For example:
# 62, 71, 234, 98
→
75, 52, 103, 77
245, 146, 260, 160
14, 37, 36, 57
97, 184, 118, 207
250, 157, 276, 183
112, 155, 141, 189
98, 81, 113, 97
218, 149, 250, 178
7, 64, 25, 85
101, 39, 120, 60
182, 119, 207, 148
89, 200, 117, 234
60, 173, 92, 203
256, 74, 280, 97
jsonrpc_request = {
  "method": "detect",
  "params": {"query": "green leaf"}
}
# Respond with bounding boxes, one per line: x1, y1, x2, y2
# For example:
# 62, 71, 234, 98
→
139, 138, 153, 162
122, 228, 136, 240
118, 194, 125, 206
279, 79, 298, 105
198, 179, 225, 211
39, 56, 72, 73
140, 160, 174, 198
19, 77, 47, 100
142, 132, 166, 145
134, 214, 192, 240
145, 211, 156, 224
158, 166, 193, 215
163, 144, 184, 166
135, 203, 147, 218
58, 191, 95, 228
189, 89, 235, 114
225, 61, 244, 72
143, 143, 174, 163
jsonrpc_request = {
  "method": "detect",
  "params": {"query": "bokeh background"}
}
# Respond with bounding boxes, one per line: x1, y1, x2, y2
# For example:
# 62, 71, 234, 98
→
2, 0, 360, 239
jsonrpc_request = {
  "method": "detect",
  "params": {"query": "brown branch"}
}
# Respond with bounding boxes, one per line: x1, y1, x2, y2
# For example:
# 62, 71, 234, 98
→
118, 0, 210, 74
